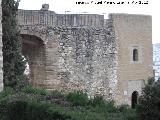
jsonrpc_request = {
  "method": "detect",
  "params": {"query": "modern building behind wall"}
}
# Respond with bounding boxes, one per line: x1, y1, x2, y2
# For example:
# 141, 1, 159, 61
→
0, 0, 3, 91
153, 43, 160, 80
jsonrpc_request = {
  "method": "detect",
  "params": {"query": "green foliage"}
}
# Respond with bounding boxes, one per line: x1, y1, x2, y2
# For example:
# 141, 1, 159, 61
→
91, 101, 117, 113
89, 95, 105, 107
137, 78, 160, 120
0, 100, 71, 120
118, 105, 138, 120
67, 110, 107, 120
124, 109, 137, 120
49, 90, 64, 98
88, 96, 117, 113
118, 104, 130, 112
22, 85, 47, 95
103, 101, 117, 113
0, 87, 14, 103
0, 87, 138, 120
2, 0, 26, 88
67, 91, 88, 106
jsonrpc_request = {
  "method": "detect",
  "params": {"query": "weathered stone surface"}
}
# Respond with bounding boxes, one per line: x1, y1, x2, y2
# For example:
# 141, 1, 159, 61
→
20, 25, 117, 100
110, 14, 153, 105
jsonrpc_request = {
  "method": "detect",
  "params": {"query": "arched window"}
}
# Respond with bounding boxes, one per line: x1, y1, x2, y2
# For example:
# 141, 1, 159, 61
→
133, 49, 138, 61
131, 91, 139, 108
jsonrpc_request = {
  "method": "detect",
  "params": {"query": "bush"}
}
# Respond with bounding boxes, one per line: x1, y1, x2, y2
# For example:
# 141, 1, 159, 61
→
50, 90, 64, 98
67, 91, 88, 106
118, 105, 137, 120
118, 104, 130, 112
88, 96, 117, 113
124, 109, 137, 120
22, 85, 47, 95
137, 78, 160, 120
92, 101, 117, 113
0, 87, 14, 102
67, 110, 107, 120
89, 95, 105, 107
1, 100, 71, 120
103, 101, 117, 113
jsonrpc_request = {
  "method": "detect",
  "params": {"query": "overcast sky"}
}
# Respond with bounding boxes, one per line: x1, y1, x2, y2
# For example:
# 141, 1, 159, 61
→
18, 0, 159, 44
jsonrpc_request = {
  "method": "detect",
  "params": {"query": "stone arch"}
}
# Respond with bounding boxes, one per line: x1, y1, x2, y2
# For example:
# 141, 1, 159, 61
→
19, 25, 60, 89
20, 27, 47, 44
21, 34, 46, 87
131, 91, 139, 108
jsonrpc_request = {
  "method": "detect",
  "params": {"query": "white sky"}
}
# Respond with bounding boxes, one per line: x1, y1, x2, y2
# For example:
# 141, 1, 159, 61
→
18, 0, 160, 44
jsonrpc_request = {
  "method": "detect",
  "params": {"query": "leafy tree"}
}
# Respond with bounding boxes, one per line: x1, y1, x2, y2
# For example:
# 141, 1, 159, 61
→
2, 0, 26, 88
137, 77, 160, 120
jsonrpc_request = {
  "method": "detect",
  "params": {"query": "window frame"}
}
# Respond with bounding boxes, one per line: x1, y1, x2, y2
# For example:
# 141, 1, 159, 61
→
130, 45, 142, 64
133, 48, 138, 61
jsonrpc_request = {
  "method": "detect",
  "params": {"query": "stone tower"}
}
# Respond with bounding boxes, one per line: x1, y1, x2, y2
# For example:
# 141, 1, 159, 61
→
110, 14, 153, 105
0, 0, 3, 91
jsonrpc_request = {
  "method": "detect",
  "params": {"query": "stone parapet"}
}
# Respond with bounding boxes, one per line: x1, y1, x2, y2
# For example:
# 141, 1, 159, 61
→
17, 9, 105, 27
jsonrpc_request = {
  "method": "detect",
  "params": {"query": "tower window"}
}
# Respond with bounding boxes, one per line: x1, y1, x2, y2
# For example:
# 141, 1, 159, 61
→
133, 49, 138, 61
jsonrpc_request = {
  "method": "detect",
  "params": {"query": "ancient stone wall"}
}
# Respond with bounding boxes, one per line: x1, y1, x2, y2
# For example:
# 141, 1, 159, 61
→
54, 26, 117, 99
0, 0, 3, 91
19, 24, 118, 99
16, 7, 153, 104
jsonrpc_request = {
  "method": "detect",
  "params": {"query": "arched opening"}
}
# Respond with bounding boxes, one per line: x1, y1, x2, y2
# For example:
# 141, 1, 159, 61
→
131, 91, 139, 108
23, 56, 30, 80
21, 34, 46, 87
133, 49, 138, 61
